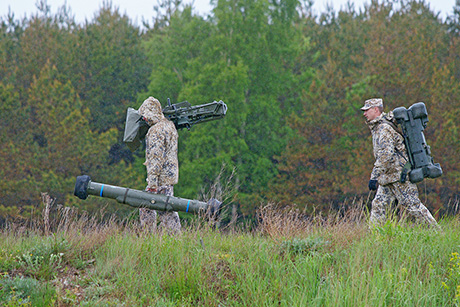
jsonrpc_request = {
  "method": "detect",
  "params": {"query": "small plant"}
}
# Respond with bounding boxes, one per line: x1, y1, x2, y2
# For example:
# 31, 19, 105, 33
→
279, 237, 329, 257
372, 218, 403, 239
15, 237, 69, 280
442, 251, 460, 305
0, 249, 15, 272
0, 275, 45, 306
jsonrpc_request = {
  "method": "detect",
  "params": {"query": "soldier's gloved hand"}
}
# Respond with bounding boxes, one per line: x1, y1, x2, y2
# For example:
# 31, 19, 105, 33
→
368, 179, 378, 191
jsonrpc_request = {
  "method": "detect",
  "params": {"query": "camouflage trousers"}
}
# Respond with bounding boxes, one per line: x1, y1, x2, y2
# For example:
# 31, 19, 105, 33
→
370, 181, 439, 228
139, 185, 181, 233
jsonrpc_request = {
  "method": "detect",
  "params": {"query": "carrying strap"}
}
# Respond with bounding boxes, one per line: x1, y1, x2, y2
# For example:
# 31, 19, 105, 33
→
380, 118, 412, 182
381, 118, 404, 137
400, 162, 412, 183
380, 119, 407, 161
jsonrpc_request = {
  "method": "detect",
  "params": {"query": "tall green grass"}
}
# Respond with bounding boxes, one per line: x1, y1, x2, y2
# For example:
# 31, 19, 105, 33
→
0, 202, 459, 306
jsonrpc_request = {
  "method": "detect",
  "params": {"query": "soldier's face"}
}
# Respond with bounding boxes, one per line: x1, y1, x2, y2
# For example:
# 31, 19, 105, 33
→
363, 107, 380, 121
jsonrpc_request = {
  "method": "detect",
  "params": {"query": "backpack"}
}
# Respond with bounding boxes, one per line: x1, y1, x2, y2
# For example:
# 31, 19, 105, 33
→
123, 107, 150, 152
392, 102, 442, 183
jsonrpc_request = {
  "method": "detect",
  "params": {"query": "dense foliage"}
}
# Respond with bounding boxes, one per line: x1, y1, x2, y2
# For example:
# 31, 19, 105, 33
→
1, 0, 459, 220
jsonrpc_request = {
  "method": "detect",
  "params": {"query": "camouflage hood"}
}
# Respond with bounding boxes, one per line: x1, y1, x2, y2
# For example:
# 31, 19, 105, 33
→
139, 97, 165, 126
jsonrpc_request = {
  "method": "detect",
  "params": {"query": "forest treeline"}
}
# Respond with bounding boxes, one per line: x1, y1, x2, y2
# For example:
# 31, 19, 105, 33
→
1, 0, 459, 221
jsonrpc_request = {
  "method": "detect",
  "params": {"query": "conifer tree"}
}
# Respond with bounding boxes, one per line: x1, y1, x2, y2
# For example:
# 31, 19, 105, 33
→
19, 63, 117, 208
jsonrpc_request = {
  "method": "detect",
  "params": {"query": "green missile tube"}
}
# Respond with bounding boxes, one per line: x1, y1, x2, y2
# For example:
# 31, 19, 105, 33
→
74, 175, 221, 216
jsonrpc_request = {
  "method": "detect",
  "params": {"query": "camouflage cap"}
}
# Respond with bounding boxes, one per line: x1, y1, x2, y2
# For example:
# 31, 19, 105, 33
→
361, 98, 383, 111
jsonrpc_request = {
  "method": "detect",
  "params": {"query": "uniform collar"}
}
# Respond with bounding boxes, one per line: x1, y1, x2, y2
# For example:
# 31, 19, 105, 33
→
367, 112, 385, 129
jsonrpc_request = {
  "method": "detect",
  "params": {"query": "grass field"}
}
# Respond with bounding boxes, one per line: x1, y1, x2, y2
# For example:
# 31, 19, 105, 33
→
0, 201, 459, 306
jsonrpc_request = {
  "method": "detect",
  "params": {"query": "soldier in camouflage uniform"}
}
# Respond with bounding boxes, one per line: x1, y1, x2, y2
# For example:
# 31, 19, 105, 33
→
361, 98, 439, 228
138, 96, 181, 232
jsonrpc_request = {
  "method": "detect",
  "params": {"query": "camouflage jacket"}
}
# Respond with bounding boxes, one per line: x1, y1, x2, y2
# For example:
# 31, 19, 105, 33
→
367, 112, 408, 186
139, 97, 179, 189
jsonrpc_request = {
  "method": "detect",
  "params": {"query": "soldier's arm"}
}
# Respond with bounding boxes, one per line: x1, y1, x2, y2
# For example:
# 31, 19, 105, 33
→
371, 125, 398, 180
144, 125, 167, 188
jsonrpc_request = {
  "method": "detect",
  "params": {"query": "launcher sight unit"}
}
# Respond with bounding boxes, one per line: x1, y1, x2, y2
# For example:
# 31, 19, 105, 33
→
393, 102, 442, 183
74, 175, 221, 217
123, 99, 227, 151
163, 98, 227, 130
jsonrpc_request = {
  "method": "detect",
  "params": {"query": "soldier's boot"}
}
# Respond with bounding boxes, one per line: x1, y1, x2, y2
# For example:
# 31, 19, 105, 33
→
139, 207, 157, 232
158, 211, 181, 234
369, 200, 387, 227
406, 203, 441, 230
